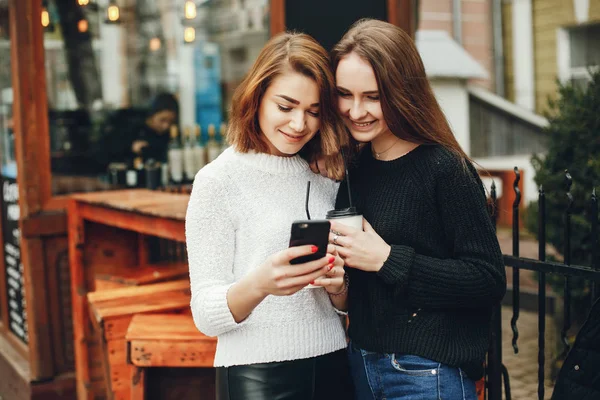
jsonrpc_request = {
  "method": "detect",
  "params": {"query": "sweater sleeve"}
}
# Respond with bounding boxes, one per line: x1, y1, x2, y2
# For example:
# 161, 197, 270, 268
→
186, 171, 248, 337
377, 161, 506, 309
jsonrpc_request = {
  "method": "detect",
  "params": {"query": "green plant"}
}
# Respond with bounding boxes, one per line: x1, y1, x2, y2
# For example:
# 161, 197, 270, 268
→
525, 70, 600, 303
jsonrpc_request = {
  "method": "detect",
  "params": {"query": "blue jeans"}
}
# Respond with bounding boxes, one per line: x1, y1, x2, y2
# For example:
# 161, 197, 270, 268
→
347, 343, 478, 400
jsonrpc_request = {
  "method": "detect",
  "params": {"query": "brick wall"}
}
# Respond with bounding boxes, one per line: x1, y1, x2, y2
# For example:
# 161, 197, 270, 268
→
419, 0, 495, 91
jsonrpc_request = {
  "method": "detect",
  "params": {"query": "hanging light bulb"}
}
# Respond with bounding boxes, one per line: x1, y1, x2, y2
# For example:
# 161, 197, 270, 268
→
149, 37, 161, 51
41, 8, 50, 28
78, 0, 90, 6
41, 1, 55, 32
105, 1, 121, 23
78, 19, 89, 33
184, 1, 197, 20
184, 27, 196, 43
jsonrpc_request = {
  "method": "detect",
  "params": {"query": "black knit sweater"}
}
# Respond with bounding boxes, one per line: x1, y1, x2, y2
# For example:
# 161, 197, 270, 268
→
336, 144, 506, 380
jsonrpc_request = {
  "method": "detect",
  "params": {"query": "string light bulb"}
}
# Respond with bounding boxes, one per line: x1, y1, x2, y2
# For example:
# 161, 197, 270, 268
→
184, 1, 197, 19
41, 1, 55, 32
149, 37, 161, 51
78, 0, 90, 6
184, 27, 196, 43
105, 1, 121, 23
78, 19, 89, 33
41, 8, 50, 28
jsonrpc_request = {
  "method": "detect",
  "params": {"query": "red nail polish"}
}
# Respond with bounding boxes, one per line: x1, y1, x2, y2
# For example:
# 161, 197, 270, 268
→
311, 246, 318, 253
328, 256, 335, 263
310, 281, 315, 285
328, 264, 334, 271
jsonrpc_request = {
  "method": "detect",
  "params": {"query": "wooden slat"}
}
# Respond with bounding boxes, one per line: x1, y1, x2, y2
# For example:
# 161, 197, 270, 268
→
71, 190, 189, 221
107, 339, 130, 395
79, 203, 185, 242
125, 314, 204, 341
67, 200, 94, 399
128, 340, 216, 368
87, 279, 189, 304
95, 262, 189, 286
9, 0, 52, 217
101, 316, 133, 343
126, 314, 215, 368
20, 236, 54, 379
21, 212, 67, 238
89, 288, 190, 322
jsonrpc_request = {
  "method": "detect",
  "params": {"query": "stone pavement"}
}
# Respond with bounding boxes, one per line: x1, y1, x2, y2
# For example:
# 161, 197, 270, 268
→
501, 305, 557, 400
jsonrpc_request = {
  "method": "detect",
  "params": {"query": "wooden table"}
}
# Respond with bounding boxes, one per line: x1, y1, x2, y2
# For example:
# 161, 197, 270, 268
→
68, 189, 192, 400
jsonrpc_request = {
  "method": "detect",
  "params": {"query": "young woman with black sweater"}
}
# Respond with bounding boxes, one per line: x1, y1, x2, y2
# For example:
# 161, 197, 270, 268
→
319, 19, 507, 400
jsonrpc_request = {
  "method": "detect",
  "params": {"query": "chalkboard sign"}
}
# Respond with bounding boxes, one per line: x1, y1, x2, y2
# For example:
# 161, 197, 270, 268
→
1, 176, 28, 344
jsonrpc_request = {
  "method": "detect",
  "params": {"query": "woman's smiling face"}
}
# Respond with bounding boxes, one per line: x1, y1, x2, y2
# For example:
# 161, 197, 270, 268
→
335, 52, 392, 143
258, 70, 321, 157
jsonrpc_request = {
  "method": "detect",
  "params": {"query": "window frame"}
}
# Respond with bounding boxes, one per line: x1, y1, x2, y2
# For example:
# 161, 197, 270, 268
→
557, 23, 600, 87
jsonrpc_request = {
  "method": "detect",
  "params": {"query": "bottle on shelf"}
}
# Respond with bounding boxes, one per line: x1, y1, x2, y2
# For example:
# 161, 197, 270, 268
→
206, 123, 220, 163
167, 125, 183, 183
219, 122, 229, 154
182, 126, 196, 182
126, 156, 143, 188
192, 124, 206, 173
125, 161, 138, 188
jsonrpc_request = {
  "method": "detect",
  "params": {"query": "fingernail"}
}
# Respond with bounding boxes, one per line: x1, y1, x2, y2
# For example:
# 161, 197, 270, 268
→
328, 256, 335, 263
310, 281, 315, 285
311, 246, 318, 253
328, 264, 334, 271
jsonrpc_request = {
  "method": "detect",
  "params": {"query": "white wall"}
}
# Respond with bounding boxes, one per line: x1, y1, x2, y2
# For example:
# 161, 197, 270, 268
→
512, 0, 535, 110
431, 78, 470, 155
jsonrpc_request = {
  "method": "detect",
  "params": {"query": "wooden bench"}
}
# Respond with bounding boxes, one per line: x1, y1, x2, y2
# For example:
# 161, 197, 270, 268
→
126, 313, 217, 399
87, 279, 192, 400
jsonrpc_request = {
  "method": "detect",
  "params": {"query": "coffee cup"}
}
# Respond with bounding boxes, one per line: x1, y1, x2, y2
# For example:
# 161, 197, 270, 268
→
326, 207, 363, 231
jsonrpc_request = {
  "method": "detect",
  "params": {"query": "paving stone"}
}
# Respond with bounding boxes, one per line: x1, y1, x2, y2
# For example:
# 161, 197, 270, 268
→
500, 306, 559, 399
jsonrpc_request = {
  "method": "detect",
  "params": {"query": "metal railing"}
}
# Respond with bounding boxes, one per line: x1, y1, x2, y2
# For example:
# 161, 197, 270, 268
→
486, 168, 600, 400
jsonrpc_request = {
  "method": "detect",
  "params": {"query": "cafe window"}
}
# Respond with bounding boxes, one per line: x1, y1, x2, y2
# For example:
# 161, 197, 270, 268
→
43, 0, 270, 195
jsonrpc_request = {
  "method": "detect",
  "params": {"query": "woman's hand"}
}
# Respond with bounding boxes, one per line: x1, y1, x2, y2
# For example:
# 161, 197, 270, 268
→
329, 219, 391, 272
132, 140, 149, 154
309, 157, 329, 178
249, 245, 335, 297
312, 244, 346, 294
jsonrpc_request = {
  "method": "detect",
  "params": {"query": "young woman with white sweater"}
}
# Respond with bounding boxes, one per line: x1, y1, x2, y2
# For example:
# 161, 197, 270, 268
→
185, 32, 353, 400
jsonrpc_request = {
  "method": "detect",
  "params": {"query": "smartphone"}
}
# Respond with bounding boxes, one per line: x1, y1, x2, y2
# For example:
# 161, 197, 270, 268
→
288, 220, 331, 265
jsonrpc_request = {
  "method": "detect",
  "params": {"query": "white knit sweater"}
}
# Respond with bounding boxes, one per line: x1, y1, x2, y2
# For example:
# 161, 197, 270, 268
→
185, 147, 348, 367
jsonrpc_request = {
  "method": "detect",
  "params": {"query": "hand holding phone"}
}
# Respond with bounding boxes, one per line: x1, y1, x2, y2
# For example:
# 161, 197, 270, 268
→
288, 220, 330, 265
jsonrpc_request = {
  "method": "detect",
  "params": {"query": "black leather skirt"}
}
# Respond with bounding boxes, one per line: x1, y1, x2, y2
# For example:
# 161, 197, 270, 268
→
216, 349, 353, 400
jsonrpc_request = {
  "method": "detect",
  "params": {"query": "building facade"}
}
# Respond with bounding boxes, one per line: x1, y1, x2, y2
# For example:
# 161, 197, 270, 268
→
503, 0, 600, 113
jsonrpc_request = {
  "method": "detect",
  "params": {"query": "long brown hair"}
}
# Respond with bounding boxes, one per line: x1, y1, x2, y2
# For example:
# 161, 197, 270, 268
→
332, 19, 468, 163
228, 32, 348, 180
